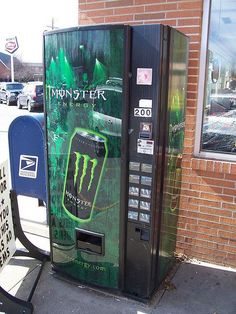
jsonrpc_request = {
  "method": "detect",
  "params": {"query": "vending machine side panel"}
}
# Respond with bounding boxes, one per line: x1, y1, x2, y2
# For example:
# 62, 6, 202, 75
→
156, 28, 189, 285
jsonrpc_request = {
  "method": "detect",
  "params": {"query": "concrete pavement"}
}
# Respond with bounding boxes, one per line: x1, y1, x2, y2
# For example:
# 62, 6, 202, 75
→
2, 253, 236, 314
0, 196, 236, 313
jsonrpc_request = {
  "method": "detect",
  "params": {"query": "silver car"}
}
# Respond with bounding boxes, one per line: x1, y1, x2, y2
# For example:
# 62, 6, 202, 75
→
0, 82, 24, 105
17, 81, 44, 112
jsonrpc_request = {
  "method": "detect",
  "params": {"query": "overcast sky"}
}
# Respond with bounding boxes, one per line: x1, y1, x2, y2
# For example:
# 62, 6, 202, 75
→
0, 0, 78, 63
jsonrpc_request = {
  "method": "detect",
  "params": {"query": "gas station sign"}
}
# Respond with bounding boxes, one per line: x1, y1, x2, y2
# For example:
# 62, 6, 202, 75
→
5, 37, 19, 54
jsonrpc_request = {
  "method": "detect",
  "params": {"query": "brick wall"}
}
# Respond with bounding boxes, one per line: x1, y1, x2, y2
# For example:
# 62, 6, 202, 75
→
78, 0, 236, 268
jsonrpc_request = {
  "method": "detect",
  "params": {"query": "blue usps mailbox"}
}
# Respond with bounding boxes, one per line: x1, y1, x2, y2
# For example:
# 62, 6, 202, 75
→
8, 114, 46, 202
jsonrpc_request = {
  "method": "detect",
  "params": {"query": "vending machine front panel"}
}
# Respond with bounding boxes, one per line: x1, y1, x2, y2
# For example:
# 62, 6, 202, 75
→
44, 25, 129, 289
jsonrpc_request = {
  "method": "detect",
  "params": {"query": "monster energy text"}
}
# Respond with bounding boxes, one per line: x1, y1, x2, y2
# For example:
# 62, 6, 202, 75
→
48, 86, 107, 101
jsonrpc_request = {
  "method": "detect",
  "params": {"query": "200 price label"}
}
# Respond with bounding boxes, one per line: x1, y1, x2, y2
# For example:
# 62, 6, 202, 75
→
134, 108, 152, 118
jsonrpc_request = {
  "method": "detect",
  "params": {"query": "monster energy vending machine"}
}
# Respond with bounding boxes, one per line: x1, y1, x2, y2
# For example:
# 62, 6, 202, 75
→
43, 24, 188, 300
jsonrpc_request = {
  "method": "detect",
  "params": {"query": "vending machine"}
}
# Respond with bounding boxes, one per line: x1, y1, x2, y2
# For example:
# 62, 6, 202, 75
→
44, 24, 188, 300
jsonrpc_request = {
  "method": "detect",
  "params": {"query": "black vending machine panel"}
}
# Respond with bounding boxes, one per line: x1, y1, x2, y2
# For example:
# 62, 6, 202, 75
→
124, 25, 188, 299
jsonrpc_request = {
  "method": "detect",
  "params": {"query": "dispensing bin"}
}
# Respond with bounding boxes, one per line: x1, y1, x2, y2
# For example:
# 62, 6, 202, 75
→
8, 114, 46, 202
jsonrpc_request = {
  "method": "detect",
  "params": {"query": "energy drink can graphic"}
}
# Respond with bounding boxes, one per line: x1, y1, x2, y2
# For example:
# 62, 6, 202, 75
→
63, 129, 108, 221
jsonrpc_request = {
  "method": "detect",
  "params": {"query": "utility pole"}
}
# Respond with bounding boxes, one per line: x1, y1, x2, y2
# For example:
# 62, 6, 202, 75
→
46, 18, 58, 30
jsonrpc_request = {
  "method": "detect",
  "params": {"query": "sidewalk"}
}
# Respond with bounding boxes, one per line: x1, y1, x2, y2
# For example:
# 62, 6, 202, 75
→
2, 255, 236, 314
1, 197, 236, 314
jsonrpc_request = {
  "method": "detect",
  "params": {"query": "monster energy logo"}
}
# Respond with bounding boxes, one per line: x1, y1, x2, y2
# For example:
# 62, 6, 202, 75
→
48, 86, 107, 101
74, 152, 98, 192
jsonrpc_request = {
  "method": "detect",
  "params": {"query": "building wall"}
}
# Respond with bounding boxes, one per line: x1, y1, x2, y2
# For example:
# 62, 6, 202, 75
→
0, 62, 10, 81
78, 0, 236, 268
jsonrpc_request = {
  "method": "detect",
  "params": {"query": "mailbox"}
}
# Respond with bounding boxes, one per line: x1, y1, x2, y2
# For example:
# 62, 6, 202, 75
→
8, 114, 46, 202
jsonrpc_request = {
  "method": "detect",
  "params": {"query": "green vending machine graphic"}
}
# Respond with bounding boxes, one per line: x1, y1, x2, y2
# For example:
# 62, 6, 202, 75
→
63, 129, 108, 221
44, 24, 189, 300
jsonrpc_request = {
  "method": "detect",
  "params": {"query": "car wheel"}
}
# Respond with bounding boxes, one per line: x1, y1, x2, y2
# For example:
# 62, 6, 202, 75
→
27, 100, 32, 112
6, 97, 10, 106
17, 99, 22, 109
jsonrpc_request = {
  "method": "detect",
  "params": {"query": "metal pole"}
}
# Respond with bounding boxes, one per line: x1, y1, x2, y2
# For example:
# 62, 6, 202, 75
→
11, 54, 14, 82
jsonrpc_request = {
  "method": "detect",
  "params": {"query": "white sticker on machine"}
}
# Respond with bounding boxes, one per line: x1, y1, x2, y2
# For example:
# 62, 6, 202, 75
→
139, 99, 152, 108
137, 139, 154, 155
136, 68, 153, 85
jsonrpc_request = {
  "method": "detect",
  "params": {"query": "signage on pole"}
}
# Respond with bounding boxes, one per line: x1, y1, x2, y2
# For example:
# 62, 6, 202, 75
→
5, 36, 19, 54
0, 160, 16, 273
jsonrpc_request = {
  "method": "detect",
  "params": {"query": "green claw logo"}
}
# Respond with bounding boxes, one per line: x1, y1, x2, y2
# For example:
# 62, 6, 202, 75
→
74, 152, 98, 192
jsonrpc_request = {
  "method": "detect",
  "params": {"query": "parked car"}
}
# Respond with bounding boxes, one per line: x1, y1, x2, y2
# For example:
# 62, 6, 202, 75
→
202, 110, 236, 152
0, 82, 24, 105
17, 81, 44, 112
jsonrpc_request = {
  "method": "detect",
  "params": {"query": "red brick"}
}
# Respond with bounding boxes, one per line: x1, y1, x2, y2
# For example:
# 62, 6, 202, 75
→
86, 0, 105, 2
206, 160, 214, 172
134, 0, 163, 4
202, 177, 234, 188
199, 171, 225, 179
227, 253, 236, 267
225, 246, 236, 254
105, 0, 134, 8
230, 163, 236, 175
197, 199, 221, 208
105, 15, 134, 23
188, 76, 198, 84
186, 99, 197, 108
218, 230, 236, 241
189, 51, 199, 59
223, 188, 236, 196
80, 2, 105, 10
166, 10, 201, 19
214, 161, 223, 173
188, 68, 199, 76
225, 174, 236, 181
114, 6, 144, 14
178, 1, 203, 11
135, 12, 165, 20
196, 184, 222, 194
80, 17, 105, 24
183, 146, 193, 154
178, 26, 201, 35
86, 8, 113, 17
144, 3, 177, 12
191, 158, 199, 169
199, 206, 232, 218
200, 192, 233, 203
198, 159, 206, 171
189, 42, 201, 50
229, 240, 236, 247
220, 217, 236, 226
187, 84, 198, 92
222, 162, 231, 174
185, 130, 195, 138
222, 202, 236, 211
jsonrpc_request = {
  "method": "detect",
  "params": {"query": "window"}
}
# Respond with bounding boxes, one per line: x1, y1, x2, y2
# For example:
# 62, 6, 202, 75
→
195, 0, 236, 160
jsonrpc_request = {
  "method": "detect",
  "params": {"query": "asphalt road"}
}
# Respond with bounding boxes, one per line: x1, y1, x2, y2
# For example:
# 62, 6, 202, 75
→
0, 103, 39, 162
